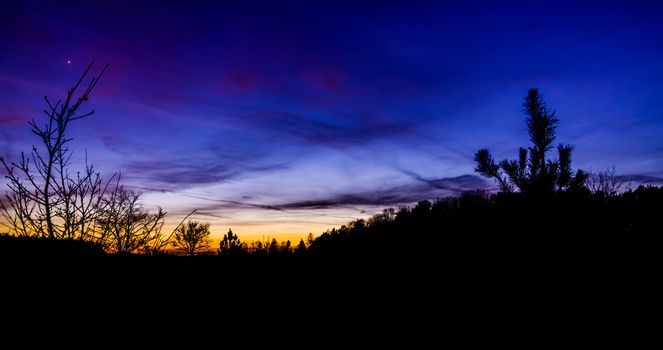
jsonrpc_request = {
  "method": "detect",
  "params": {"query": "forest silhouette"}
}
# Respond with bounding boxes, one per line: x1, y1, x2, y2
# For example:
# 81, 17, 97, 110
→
1, 64, 661, 267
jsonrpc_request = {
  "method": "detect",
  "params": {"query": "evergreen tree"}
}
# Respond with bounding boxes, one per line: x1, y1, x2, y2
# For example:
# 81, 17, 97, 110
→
218, 228, 243, 255
475, 88, 587, 193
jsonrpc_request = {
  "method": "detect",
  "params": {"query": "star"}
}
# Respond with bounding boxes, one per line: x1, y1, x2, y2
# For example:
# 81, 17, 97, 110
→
66, 60, 71, 64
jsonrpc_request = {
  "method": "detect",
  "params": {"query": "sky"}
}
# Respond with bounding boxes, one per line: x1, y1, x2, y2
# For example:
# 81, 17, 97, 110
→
1, 0, 662, 241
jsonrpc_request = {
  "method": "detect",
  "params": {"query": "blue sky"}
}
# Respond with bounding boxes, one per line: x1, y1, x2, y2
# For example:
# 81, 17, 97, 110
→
1, 0, 662, 240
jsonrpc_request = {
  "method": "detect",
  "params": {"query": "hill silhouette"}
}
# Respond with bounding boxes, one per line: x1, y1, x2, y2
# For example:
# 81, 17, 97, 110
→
306, 186, 662, 260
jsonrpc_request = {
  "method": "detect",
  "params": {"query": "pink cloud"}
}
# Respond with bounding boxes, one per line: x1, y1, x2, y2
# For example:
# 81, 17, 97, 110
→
0, 114, 31, 125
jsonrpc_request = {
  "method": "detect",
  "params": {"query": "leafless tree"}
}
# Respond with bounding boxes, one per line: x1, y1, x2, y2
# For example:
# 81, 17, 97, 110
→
95, 180, 167, 254
93, 176, 198, 254
0, 190, 37, 237
72, 158, 115, 241
587, 166, 630, 196
0, 62, 108, 239
172, 220, 211, 256
0, 63, 200, 255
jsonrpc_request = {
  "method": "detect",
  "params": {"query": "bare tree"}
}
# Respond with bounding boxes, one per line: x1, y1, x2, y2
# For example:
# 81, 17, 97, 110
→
0, 190, 36, 237
95, 181, 167, 254
72, 158, 115, 241
172, 221, 211, 256
0, 62, 108, 239
587, 166, 630, 196
0, 63, 200, 254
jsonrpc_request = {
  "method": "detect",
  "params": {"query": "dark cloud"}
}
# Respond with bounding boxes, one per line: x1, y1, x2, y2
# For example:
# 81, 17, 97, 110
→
131, 174, 486, 215
622, 174, 663, 185
396, 167, 489, 191
272, 174, 487, 210
125, 185, 287, 212
125, 160, 236, 185
123, 159, 288, 188
238, 110, 416, 147
100, 135, 132, 156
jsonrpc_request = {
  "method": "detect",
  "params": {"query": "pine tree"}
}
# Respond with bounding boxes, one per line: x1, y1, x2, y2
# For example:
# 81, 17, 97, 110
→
475, 88, 587, 194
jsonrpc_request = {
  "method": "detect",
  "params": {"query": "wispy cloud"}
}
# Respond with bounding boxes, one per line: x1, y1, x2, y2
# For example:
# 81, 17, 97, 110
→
622, 174, 663, 185
123, 160, 289, 189
232, 109, 417, 147
273, 174, 486, 210
151, 174, 485, 214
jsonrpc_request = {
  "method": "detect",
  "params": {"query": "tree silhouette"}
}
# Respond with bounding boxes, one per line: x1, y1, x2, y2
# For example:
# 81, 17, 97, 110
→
172, 221, 211, 256
281, 239, 292, 255
367, 208, 396, 227
268, 238, 279, 255
475, 88, 587, 194
587, 166, 630, 196
0, 62, 109, 239
218, 228, 243, 256
95, 183, 167, 254
295, 239, 307, 254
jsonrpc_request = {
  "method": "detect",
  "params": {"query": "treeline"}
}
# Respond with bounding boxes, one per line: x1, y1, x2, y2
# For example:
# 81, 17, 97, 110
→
215, 228, 314, 257
306, 185, 663, 258
5, 185, 659, 258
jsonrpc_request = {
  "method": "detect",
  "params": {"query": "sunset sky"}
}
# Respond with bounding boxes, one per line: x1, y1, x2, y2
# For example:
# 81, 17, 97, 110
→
1, 0, 662, 241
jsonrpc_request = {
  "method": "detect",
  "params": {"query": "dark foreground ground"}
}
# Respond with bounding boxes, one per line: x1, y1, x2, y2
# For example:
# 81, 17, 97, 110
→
2, 233, 655, 294
3, 188, 660, 342
1, 234, 656, 345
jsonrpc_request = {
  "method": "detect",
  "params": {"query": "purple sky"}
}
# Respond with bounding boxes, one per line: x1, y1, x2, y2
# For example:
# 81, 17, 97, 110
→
1, 0, 663, 240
